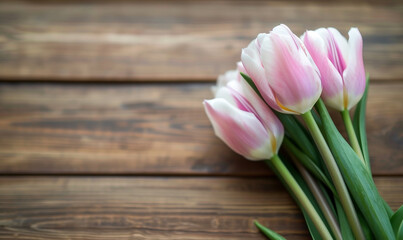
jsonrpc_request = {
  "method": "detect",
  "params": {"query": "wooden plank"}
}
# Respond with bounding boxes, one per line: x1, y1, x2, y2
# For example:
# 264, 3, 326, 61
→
0, 176, 401, 239
0, 82, 401, 175
0, 1, 401, 81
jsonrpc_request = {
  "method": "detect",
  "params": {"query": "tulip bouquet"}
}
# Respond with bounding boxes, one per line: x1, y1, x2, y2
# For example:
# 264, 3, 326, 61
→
203, 24, 402, 240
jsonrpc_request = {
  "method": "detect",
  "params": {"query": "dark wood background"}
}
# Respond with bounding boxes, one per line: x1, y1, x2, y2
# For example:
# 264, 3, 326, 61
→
0, 1, 402, 239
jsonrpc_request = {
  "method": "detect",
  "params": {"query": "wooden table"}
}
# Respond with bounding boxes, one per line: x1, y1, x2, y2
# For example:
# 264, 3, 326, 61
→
0, 1, 402, 239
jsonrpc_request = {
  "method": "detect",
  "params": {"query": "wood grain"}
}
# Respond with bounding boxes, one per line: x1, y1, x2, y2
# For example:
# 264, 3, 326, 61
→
0, 1, 402, 81
0, 82, 401, 175
0, 176, 401, 239
0, 1, 401, 240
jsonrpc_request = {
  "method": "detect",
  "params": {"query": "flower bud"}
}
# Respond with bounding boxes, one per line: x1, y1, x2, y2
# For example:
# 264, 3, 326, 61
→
241, 24, 322, 115
204, 69, 284, 160
302, 27, 366, 110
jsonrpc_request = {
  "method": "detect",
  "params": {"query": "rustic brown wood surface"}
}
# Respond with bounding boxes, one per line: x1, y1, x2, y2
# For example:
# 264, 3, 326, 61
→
0, 1, 402, 81
0, 82, 402, 176
0, 0, 402, 239
0, 177, 402, 240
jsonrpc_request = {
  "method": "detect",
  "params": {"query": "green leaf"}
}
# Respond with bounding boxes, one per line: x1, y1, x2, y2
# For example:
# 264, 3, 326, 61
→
352, 77, 394, 218
316, 99, 395, 240
358, 207, 375, 240
254, 220, 286, 240
391, 205, 403, 239
384, 199, 395, 218
353, 75, 370, 170
278, 114, 322, 166
311, 109, 323, 128
335, 198, 374, 240
335, 198, 354, 240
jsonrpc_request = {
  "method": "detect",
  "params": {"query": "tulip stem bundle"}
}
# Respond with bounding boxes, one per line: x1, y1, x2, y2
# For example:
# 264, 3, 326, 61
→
302, 111, 366, 240
341, 109, 366, 166
291, 158, 342, 240
204, 24, 400, 240
270, 155, 333, 240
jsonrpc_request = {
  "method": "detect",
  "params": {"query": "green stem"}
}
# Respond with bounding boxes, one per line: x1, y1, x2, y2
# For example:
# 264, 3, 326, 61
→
341, 109, 366, 166
292, 158, 342, 240
302, 111, 365, 240
271, 155, 333, 240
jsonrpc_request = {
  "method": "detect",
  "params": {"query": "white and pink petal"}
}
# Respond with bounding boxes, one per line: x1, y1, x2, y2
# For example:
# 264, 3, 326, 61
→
343, 28, 366, 110
203, 99, 274, 160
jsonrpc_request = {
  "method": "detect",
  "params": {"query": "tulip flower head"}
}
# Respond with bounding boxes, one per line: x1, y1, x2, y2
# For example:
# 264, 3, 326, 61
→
302, 27, 366, 111
241, 24, 322, 115
204, 70, 284, 160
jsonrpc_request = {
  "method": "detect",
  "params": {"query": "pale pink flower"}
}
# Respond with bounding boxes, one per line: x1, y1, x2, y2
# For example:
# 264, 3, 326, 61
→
204, 69, 283, 160
241, 24, 322, 115
302, 27, 366, 110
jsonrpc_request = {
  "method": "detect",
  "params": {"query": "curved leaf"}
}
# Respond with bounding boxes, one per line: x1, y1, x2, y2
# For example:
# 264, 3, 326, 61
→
316, 99, 395, 240
254, 221, 286, 240
353, 76, 370, 169
391, 205, 403, 239
335, 198, 354, 240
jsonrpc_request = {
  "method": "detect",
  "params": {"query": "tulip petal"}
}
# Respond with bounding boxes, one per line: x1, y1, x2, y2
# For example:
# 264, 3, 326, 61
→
272, 24, 303, 51
315, 28, 348, 75
203, 99, 274, 160
236, 61, 246, 81
303, 30, 344, 110
215, 85, 237, 106
260, 32, 321, 114
241, 38, 280, 112
328, 27, 349, 63
343, 28, 366, 110
213, 70, 238, 97
239, 78, 284, 152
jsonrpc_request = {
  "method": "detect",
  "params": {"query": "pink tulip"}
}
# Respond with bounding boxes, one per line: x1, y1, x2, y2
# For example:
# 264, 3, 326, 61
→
204, 70, 284, 160
241, 24, 322, 115
302, 27, 366, 110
